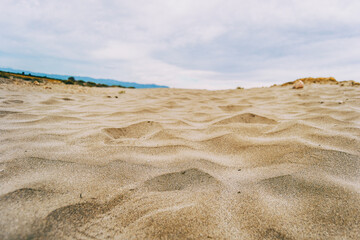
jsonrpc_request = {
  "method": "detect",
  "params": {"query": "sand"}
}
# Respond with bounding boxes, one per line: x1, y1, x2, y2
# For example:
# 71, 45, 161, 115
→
0, 81, 360, 239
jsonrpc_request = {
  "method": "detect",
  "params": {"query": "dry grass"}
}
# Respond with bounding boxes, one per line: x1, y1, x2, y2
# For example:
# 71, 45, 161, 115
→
281, 77, 338, 86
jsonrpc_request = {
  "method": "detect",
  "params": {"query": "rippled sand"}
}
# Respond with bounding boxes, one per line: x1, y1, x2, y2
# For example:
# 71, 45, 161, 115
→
1, 82, 360, 239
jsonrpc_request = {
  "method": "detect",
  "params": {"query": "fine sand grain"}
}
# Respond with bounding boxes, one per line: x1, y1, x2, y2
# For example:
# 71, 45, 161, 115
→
0, 82, 360, 239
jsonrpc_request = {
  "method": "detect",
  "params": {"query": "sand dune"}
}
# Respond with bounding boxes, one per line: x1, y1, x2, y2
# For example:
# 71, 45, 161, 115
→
214, 113, 277, 125
1, 82, 360, 239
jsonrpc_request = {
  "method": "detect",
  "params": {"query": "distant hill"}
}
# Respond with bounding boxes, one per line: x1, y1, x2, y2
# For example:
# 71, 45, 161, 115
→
280, 77, 360, 87
0, 67, 169, 89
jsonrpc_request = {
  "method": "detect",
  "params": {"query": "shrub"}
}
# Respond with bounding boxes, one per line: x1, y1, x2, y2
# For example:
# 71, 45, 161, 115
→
86, 81, 97, 87
64, 80, 74, 85
74, 80, 85, 86
0, 72, 10, 78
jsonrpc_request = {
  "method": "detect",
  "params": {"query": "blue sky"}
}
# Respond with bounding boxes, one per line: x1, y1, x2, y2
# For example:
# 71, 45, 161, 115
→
1, 0, 360, 89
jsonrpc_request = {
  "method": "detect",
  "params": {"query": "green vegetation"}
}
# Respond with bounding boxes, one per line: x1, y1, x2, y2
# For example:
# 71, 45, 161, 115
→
0, 70, 134, 88
0, 72, 10, 78
64, 80, 74, 85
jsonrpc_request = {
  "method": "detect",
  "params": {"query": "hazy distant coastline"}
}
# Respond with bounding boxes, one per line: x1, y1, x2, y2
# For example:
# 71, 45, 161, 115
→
0, 67, 169, 89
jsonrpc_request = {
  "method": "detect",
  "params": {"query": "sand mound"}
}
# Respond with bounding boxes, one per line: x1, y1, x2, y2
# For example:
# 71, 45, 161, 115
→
1, 83, 360, 239
215, 113, 277, 125
142, 168, 220, 192
0, 188, 51, 202
104, 121, 162, 139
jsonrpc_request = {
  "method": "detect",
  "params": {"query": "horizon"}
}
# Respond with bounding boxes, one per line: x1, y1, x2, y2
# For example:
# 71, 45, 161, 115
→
1, 1, 360, 89
0, 66, 345, 90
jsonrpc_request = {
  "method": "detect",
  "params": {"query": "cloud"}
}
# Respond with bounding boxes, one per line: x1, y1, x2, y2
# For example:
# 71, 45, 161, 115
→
91, 41, 151, 60
1, 0, 360, 88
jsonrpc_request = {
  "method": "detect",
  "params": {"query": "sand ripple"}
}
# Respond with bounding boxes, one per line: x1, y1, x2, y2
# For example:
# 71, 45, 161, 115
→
1, 84, 360, 239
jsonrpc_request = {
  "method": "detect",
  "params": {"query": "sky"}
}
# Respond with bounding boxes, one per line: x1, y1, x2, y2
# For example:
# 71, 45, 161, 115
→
1, 0, 360, 89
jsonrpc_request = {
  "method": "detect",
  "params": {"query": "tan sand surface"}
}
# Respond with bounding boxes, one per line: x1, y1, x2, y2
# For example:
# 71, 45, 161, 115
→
1, 81, 360, 239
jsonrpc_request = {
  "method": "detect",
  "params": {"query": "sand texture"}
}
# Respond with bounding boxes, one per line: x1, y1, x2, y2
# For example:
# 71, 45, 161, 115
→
1, 82, 360, 239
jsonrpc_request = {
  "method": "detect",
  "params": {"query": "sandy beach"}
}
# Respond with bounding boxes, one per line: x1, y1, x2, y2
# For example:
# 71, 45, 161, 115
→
1, 80, 360, 239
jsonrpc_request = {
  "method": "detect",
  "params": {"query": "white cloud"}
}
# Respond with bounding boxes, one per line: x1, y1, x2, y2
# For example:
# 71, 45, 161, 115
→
0, 0, 360, 88
91, 41, 151, 60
